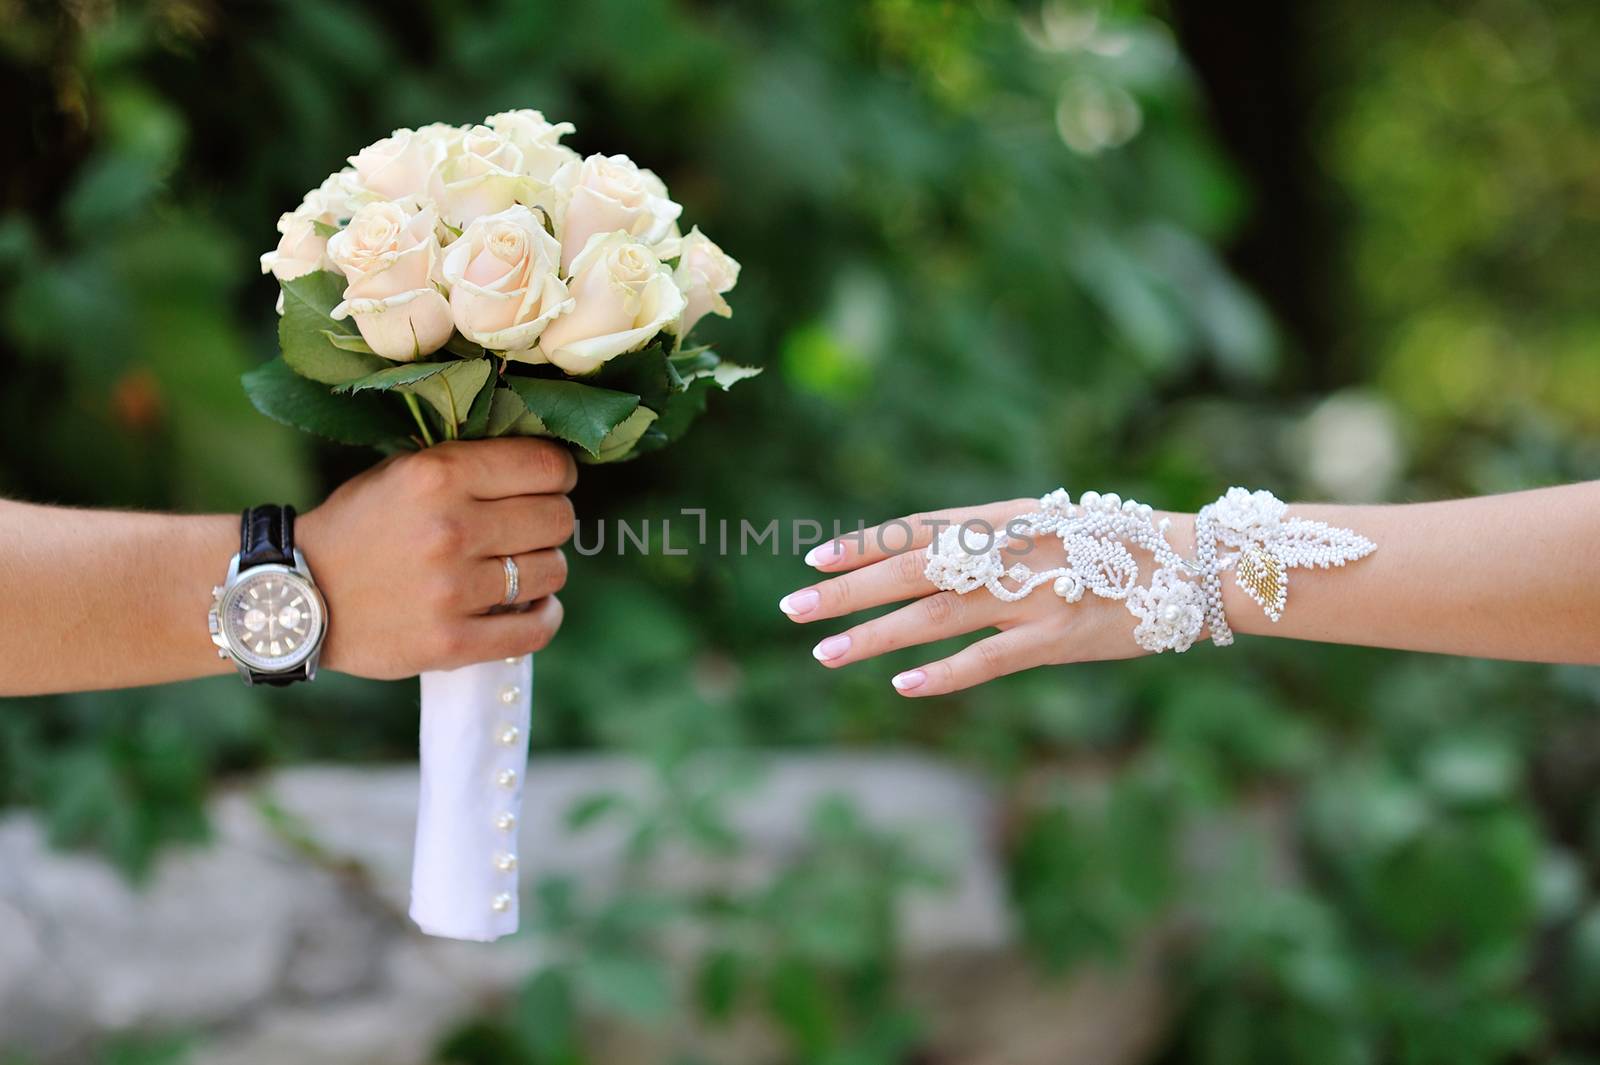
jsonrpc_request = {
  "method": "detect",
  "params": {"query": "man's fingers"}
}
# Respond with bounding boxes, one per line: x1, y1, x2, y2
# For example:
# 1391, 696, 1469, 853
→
804, 499, 1035, 573
781, 547, 933, 622
457, 595, 564, 663
474, 495, 576, 555
422, 438, 578, 499
889, 627, 1048, 698
809, 590, 1010, 668
471, 549, 568, 612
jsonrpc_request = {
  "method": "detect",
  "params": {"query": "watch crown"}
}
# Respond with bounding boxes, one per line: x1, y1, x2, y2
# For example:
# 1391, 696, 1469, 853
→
217, 648, 229, 659
211, 586, 223, 598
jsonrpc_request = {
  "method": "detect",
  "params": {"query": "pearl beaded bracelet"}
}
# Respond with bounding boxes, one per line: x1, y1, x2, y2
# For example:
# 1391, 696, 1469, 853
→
923, 487, 1375, 654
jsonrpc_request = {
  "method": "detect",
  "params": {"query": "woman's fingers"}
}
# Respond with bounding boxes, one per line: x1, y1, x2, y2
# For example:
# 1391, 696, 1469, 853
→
781, 546, 934, 622
786, 496, 1078, 697
803, 499, 1035, 573
888, 626, 1051, 698
471, 549, 568, 612
809, 588, 1011, 668
783, 498, 1041, 622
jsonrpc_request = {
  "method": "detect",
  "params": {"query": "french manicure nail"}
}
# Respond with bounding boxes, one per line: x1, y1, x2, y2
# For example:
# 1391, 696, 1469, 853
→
812, 634, 851, 662
891, 669, 926, 692
804, 541, 840, 567
779, 589, 820, 616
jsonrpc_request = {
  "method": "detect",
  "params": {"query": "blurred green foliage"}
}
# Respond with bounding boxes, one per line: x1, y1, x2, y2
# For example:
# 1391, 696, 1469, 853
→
1327, 0, 1600, 466
1, 0, 1598, 1063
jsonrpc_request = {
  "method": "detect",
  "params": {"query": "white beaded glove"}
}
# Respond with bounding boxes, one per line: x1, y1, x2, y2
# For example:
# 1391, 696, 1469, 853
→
923, 487, 1376, 654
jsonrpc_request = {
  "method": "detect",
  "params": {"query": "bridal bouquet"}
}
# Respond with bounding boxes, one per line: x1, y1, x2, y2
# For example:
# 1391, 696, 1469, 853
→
248, 110, 752, 461
247, 110, 754, 942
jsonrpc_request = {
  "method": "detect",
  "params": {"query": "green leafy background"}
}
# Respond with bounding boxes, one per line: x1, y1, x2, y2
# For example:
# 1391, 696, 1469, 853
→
2, 1, 1599, 1063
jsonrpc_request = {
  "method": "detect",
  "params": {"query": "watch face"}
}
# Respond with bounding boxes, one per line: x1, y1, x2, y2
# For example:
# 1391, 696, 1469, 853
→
220, 566, 324, 673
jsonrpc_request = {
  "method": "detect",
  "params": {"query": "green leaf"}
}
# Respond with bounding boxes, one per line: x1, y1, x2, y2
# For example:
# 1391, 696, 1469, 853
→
691, 362, 762, 390
336, 358, 494, 438
505, 377, 641, 455
333, 360, 456, 394
575, 952, 672, 1022
591, 342, 683, 412
98, 1032, 194, 1065
404, 358, 493, 435
310, 219, 341, 238
278, 271, 388, 385
566, 792, 627, 831
241, 357, 415, 447
516, 967, 577, 1059
596, 892, 682, 936
697, 948, 745, 1021
486, 387, 543, 437
321, 329, 375, 354
444, 333, 487, 359
766, 957, 832, 1055
630, 362, 758, 457
669, 346, 720, 376
645, 377, 715, 448
585, 407, 659, 464
461, 369, 497, 438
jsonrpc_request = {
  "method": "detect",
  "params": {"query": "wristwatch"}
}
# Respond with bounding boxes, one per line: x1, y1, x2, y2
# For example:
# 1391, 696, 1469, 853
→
208, 504, 328, 686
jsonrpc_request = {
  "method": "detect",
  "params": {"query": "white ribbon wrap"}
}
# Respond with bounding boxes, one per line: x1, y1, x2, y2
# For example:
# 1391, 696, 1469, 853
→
410, 655, 532, 941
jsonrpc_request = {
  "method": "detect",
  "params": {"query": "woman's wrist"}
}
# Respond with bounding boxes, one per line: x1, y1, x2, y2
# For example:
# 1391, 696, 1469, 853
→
1153, 511, 1226, 642
1151, 509, 1281, 643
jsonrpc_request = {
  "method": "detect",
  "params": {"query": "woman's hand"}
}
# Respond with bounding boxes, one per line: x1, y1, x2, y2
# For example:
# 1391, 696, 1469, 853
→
298, 438, 576, 679
781, 499, 1189, 697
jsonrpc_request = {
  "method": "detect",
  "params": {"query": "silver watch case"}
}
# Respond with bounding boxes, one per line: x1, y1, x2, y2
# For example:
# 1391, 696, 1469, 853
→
208, 549, 328, 684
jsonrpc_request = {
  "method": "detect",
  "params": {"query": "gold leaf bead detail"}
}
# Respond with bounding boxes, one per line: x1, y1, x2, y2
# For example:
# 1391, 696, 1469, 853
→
1237, 547, 1287, 622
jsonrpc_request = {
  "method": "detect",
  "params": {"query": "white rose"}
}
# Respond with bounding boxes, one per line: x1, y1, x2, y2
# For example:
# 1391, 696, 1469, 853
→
553, 154, 682, 272
536, 232, 686, 375
260, 212, 330, 285
429, 125, 529, 229
349, 127, 451, 200
326, 199, 453, 361
298, 168, 362, 226
442, 205, 572, 358
667, 226, 740, 336
413, 121, 467, 152
486, 109, 579, 184
261, 171, 362, 313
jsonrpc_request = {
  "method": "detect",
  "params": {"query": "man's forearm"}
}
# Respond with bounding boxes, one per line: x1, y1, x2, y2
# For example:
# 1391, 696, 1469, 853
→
1, 440, 581, 696
1194, 484, 1600, 663
0, 502, 235, 694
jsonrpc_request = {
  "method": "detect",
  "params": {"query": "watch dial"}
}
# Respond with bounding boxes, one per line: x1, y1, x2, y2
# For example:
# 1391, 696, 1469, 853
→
221, 568, 323, 672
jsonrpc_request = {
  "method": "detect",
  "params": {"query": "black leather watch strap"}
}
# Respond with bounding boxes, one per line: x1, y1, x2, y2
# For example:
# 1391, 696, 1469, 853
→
237, 504, 311, 686
239, 504, 296, 568
249, 662, 311, 687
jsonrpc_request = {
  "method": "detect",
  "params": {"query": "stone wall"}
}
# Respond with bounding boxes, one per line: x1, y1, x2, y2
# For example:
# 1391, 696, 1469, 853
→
0, 753, 1168, 1065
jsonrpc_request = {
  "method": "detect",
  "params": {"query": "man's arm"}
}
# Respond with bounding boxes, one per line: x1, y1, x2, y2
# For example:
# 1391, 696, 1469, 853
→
0, 438, 579, 696
0, 506, 237, 692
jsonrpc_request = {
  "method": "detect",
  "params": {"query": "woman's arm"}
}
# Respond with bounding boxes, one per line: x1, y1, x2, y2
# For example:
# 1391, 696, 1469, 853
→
0, 438, 578, 696
1214, 486, 1600, 661
780, 483, 1600, 697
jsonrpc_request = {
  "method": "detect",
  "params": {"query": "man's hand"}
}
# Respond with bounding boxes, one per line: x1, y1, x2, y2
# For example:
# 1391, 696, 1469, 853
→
299, 438, 577, 679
